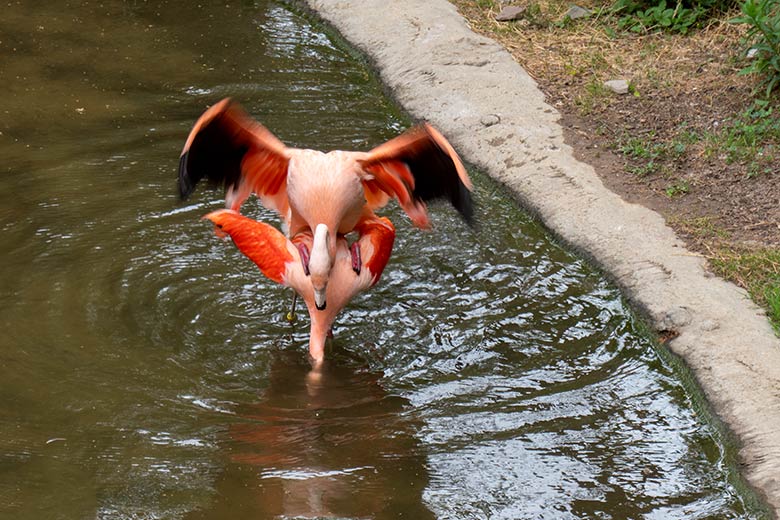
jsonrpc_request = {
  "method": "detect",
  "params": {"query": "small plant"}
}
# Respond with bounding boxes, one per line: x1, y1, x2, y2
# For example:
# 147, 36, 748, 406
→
616, 134, 668, 175
616, 0, 700, 33
612, 0, 737, 33
523, 2, 549, 27
715, 99, 779, 173
619, 137, 648, 157
575, 79, 613, 114
731, 0, 780, 97
665, 179, 690, 197
628, 161, 661, 175
619, 135, 662, 158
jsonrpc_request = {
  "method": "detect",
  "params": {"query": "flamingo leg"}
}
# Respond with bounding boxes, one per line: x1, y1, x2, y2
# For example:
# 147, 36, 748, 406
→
286, 289, 298, 322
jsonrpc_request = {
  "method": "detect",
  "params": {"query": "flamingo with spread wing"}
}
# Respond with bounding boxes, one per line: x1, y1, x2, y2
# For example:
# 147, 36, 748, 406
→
179, 98, 472, 310
204, 209, 395, 364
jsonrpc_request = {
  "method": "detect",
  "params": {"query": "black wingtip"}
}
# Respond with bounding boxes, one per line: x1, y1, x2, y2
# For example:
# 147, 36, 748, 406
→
456, 184, 475, 226
178, 152, 195, 199
464, 196, 480, 231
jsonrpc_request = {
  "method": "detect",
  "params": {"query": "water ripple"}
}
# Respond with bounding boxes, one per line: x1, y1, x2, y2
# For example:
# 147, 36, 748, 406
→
0, 0, 764, 518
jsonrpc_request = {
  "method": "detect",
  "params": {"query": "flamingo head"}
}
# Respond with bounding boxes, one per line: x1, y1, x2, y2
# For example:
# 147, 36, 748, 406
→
308, 223, 333, 311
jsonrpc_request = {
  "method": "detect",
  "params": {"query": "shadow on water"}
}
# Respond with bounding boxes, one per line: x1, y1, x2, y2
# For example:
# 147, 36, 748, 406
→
186, 347, 434, 519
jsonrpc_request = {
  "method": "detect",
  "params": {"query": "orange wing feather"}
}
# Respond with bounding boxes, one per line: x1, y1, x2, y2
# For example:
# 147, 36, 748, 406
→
203, 210, 293, 285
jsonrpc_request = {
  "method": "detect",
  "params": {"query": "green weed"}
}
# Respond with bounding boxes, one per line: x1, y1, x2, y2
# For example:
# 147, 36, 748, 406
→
671, 216, 730, 240
611, 0, 738, 33
710, 247, 780, 332
616, 126, 702, 176
731, 0, 780, 97
766, 285, 780, 327
628, 161, 661, 175
707, 99, 779, 176
619, 134, 662, 158
575, 79, 613, 114
665, 179, 690, 196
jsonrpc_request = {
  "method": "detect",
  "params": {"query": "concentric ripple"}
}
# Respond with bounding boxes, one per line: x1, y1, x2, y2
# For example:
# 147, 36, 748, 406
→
0, 1, 768, 519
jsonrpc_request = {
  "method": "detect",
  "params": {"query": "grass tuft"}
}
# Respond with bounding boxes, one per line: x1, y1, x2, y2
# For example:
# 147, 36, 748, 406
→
708, 246, 780, 331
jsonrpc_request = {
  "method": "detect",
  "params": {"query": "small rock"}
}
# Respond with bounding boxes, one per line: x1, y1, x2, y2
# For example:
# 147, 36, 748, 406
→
747, 48, 759, 59
480, 114, 501, 127
700, 319, 720, 332
565, 5, 591, 19
661, 306, 692, 329
496, 5, 526, 21
604, 79, 630, 95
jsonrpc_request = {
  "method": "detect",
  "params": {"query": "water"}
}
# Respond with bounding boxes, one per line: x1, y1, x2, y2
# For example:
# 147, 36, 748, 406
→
0, 1, 768, 518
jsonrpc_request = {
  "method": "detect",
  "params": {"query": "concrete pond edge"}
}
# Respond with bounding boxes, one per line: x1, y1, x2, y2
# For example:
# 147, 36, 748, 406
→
301, 0, 780, 514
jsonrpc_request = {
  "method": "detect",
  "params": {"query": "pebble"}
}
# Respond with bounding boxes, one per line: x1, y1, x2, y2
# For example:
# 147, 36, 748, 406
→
565, 5, 592, 19
495, 6, 526, 21
480, 114, 501, 127
662, 306, 692, 329
604, 79, 630, 95
700, 319, 720, 331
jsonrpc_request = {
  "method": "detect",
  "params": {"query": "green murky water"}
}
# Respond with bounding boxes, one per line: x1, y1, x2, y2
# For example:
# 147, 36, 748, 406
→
0, 1, 768, 518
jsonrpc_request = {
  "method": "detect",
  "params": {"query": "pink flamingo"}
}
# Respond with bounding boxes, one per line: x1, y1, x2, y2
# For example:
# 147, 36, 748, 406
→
179, 98, 472, 311
204, 209, 395, 364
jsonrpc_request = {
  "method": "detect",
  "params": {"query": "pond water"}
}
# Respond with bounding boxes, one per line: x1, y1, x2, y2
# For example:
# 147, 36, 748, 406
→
0, 1, 768, 518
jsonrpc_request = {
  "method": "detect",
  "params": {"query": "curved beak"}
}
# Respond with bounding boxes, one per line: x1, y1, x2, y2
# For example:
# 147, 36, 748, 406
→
314, 288, 327, 311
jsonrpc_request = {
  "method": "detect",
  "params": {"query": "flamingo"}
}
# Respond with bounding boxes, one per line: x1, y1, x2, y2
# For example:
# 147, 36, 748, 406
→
179, 98, 472, 311
203, 208, 395, 363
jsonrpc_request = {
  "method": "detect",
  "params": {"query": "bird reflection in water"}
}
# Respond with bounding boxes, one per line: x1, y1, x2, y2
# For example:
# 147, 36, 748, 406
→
186, 348, 434, 519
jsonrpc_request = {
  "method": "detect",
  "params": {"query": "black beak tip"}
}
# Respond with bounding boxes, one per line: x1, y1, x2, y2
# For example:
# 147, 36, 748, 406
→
315, 302, 327, 311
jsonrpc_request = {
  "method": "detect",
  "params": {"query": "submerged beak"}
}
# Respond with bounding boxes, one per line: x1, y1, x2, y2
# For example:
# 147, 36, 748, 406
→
314, 288, 327, 311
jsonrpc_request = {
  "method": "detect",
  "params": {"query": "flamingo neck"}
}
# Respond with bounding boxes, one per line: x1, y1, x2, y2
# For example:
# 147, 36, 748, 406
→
308, 312, 331, 363
308, 224, 333, 282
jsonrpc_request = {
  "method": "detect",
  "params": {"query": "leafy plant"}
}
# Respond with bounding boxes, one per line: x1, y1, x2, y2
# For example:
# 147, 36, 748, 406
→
731, 0, 780, 97
665, 179, 690, 197
612, 0, 737, 33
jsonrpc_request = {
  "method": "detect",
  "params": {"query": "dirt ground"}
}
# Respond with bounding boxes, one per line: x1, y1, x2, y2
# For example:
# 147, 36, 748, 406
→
452, 1, 779, 251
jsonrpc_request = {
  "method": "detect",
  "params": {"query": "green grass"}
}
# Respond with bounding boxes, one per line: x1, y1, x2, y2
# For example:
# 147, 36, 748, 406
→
627, 161, 661, 175
671, 216, 780, 332
704, 99, 779, 177
665, 179, 690, 197
575, 78, 613, 114
709, 246, 780, 332
616, 133, 671, 175
671, 216, 730, 240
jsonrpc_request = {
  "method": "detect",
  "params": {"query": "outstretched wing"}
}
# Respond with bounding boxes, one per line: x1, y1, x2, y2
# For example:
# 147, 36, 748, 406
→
178, 98, 291, 215
358, 123, 473, 227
